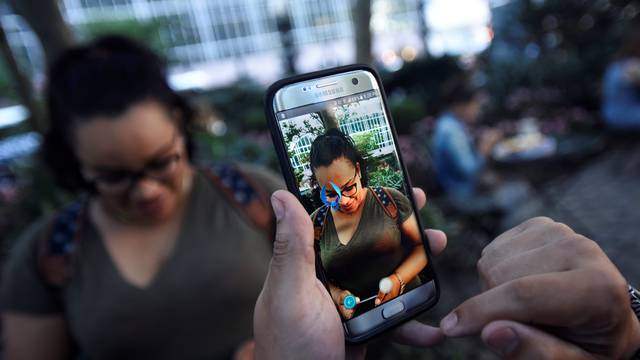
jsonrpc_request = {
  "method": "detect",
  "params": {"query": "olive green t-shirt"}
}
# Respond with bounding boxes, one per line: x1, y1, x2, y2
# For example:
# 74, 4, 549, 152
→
317, 187, 420, 300
1, 165, 284, 360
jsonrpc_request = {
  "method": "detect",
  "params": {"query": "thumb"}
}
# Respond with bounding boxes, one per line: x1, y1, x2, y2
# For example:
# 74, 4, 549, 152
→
481, 320, 595, 360
268, 190, 316, 283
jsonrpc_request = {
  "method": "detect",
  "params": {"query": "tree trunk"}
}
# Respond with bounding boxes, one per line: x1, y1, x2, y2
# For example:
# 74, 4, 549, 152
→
0, 23, 44, 132
353, 0, 372, 65
417, 0, 430, 57
5, 0, 75, 133
9, 0, 74, 66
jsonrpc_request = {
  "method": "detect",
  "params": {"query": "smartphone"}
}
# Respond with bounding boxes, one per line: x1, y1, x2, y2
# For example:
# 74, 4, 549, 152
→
265, 64, 439, 343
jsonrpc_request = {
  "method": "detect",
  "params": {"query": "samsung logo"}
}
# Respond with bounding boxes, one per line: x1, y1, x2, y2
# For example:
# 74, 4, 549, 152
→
314, 87, 344, 98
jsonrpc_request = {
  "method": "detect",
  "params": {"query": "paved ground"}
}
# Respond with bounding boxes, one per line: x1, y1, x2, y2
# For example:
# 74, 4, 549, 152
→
521, 141, 640, 283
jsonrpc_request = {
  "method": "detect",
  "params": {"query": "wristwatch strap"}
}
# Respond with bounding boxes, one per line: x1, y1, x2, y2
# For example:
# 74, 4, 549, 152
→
629, 285, 640, 360
631, 285, 640, 318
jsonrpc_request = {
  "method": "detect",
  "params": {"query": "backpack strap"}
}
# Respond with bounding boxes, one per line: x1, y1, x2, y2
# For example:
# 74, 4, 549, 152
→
371, 186, 399, 221
38, 199, 87, 287
312, 205, 330, 242
202, 163, 274, 238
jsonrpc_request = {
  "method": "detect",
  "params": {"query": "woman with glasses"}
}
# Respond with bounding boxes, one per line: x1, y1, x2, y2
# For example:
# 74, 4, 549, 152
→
309, 128, 427, 320
1, 36, 282, 360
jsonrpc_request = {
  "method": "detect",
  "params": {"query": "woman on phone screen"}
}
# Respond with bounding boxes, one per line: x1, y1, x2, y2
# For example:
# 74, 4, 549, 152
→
309, 128, 427, 320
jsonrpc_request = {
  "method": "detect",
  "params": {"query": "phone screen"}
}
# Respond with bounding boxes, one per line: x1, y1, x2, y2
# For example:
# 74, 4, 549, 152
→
271, 69, 437, 339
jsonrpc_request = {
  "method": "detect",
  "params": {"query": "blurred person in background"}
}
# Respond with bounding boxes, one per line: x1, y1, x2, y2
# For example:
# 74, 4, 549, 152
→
1, 35, 282, 360
431, 75, 502, 211
431, 75, 529, 217
602, 23, 640, 130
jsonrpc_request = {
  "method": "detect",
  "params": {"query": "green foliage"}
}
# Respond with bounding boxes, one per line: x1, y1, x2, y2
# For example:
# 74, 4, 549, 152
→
294, 168, 304, 185
77, 18, 165, 55
389, 96, 426, 134
352, 132, 377, 156
201, 79, 269, 133
382, 55, 463, 115
192, 129, 279, 171
368, 166, 403, 190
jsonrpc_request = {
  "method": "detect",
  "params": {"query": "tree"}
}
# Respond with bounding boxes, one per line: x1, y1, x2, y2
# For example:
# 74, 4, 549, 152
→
484, 0, 640, 117
1, 0, 75, 133
8, 0, 74, 66
352, 0, 372, 65
0, 22, 44, 132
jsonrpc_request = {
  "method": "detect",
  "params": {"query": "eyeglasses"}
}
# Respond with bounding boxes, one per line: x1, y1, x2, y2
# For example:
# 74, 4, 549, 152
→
324, 170, 359, 201
83, 133, 183, 194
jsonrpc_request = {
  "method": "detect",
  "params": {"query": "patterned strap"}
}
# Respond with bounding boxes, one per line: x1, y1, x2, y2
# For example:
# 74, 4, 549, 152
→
312, 206, 330, 242
202, 163, 273, 237
39, 199, 86, 287
370, 187, 399, 221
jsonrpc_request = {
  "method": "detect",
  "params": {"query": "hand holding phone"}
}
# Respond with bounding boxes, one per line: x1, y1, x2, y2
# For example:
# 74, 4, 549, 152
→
254, 190, 446, 358
264, 65, 440, 342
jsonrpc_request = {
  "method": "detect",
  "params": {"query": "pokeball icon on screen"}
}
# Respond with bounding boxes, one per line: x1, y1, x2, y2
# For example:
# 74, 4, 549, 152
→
343, 295, 358, 310
341, 277, 393, 310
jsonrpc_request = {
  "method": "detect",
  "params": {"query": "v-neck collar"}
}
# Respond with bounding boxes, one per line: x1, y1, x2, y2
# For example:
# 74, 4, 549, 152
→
328, 188, 371, 248
85, 172, 200, 292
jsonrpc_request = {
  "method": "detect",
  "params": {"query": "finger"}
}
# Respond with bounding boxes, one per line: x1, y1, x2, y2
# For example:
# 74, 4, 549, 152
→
481, 218, 571, 266
412, 187, 427, 209
441, 270, 603, 337
425, 229, 447, 256
391, 320, 444, 347
375, 292, 385, 306
340, 306, 355, 319
481, 320, 594, 360
267, 191, 316, 289
478, 238, 582, 290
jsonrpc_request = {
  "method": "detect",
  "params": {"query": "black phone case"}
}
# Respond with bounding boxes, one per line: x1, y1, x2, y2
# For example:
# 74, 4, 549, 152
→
264, 64, 440, 343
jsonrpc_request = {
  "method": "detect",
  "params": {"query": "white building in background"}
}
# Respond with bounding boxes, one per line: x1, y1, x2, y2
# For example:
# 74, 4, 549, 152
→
0, 0, 424, 90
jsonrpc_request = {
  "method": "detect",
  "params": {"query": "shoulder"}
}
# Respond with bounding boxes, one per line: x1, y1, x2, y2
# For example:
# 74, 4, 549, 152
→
198, 163, 286, 234
235, 163, 286, 195
1, 214, 63, 314
381, 187, 410, 205
4, 215, 52, 263
310, 205, 329, 223
434, 114, 466, 146
435, 114, 462, 134
201, 162, 285, 197
380, 187, 413, 221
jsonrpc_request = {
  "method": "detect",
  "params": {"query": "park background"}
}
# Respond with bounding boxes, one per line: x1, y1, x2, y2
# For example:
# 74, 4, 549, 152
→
1, 0, 639, 358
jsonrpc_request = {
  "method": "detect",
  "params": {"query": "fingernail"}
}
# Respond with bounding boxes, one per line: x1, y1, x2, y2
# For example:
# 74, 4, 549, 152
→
271, 195, 285, 220
375, 299, 380, 305
441, 312, 458, 334
485, 327, 519, 356
426, 229, 445, 237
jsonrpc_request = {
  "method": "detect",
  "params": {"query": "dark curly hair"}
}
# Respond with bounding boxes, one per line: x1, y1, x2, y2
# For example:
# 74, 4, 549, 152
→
309, 128, 368, 188
43, 35, 195, 191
